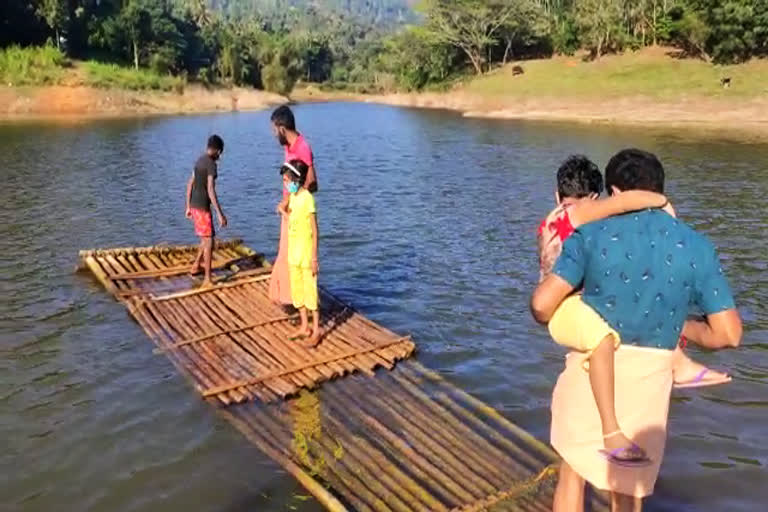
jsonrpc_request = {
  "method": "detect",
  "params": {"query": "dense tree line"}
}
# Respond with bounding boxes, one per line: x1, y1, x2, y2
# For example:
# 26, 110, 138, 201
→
1, 0, 766, 94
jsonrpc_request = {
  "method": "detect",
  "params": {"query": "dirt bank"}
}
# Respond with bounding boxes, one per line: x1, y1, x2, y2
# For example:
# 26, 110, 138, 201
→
0, 85, 286, 120
292, 85, 768, 140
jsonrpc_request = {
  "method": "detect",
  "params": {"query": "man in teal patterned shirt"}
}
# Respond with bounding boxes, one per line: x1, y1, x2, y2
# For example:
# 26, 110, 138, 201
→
531, 149, 742, 512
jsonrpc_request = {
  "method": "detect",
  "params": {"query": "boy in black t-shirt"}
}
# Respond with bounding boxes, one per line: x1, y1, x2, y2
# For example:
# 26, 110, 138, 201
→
185, 135, 227, 287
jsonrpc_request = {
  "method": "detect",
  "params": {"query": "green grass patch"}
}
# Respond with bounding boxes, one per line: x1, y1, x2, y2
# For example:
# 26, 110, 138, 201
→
464, 51, 768, 100
0, 45, 68, 86
82, 61, 184, 92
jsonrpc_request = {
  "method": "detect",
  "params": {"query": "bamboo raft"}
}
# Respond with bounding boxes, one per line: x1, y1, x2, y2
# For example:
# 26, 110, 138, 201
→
79, 239, 415, 405
78, 240, 608, 511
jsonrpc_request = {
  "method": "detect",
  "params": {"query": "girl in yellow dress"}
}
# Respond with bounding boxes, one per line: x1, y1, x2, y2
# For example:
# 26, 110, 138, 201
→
279, 160, 321, 347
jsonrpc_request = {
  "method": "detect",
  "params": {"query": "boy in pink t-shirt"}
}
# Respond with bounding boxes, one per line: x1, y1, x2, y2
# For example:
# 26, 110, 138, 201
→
269, 105, 318, 307
271, 105, 317, 193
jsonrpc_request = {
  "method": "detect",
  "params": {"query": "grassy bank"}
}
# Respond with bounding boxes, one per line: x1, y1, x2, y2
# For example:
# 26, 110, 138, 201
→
293, 48, 768, 137
464, 48, 767, 101
0, 45, 68, 86
0, 46, 286, 119
0, 46, 183, 92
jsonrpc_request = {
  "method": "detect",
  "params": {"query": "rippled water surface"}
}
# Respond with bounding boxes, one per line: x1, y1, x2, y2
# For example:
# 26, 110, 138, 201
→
1, 104, 766, 511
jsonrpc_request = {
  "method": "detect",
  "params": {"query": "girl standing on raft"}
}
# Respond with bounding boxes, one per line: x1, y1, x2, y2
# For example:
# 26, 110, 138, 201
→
268, 105, 317, 306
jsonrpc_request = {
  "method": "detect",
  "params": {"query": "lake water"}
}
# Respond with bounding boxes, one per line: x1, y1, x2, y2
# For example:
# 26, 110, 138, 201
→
1, 103, 766, 512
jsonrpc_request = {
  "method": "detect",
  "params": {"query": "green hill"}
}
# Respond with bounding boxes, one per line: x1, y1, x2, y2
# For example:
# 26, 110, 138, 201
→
209, 0, 416, 24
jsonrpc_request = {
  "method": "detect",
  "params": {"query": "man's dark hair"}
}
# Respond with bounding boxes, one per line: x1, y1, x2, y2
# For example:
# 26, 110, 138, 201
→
605, 148, 664, 195
280, 159, 309, 186
207, 134, 224, 152
271, 105, 296, 131
556, 155, 604, 199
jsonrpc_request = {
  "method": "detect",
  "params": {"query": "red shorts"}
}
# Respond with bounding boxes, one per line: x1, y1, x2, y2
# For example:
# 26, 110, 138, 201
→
191, 208, 214, 237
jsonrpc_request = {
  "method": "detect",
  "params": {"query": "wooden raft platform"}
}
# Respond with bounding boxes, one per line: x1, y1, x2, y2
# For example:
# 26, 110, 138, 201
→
79, 240, 609, 511
78, 239, 415, 405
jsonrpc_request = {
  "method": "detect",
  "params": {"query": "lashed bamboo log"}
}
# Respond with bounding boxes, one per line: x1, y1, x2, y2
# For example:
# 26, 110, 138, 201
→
403, 363, 557, 465
219, 408, 350, 512
251, 404, 380, 512
389, 371, 536, 475
109, 256, 261, 280
152, 314, 296, 353
363, 374, 515, 489
323, 413, 448, 512
78, 238, 246, 258
213, 286, 334, 389
189, 291, 305, 398
342, 379, 497, 499
202, 336, 412, 398
149, 274, 271, 302
322, 388, 467, 507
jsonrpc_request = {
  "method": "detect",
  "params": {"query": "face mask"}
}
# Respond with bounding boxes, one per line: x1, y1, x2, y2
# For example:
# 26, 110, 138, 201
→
286, 182, 299, 194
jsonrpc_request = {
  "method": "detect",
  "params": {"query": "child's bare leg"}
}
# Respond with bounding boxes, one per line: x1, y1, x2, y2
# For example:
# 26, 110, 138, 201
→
305, 309, 321, 347
590, 335, 647, 459
200, 236, 213, 286
672, 345, 729, 385
190, 241, 204, 275
291, 307, 310, 338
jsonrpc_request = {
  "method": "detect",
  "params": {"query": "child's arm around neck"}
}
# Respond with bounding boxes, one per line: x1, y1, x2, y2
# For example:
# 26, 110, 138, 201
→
569, 190, 668, 229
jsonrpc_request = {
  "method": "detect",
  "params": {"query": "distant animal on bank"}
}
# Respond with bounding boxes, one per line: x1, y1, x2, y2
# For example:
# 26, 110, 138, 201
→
512, 65, 524, 76
720, 77, 731, 89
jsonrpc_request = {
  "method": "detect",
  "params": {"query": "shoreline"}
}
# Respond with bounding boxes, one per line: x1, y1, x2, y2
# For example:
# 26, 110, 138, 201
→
0, 84, 287, 121
292, 86, 768, 141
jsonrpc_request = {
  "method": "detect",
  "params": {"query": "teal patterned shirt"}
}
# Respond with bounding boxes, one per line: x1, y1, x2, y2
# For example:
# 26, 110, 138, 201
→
553, 210, 736, 350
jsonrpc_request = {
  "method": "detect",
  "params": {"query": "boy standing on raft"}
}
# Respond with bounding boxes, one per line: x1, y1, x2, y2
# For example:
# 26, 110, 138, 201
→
280, 160, 321, 347
185, 135, 227, 288
269, 105, 318, 306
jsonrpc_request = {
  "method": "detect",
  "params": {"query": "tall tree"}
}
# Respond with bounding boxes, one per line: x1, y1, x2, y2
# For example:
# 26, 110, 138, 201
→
573, 0, 624, 58
37, 0, 69, 49
421, 0, 521, 74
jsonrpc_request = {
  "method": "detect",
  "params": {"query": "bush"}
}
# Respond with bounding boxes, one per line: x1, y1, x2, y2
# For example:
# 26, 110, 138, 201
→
0, 45, 68, 86
83, 61, 185, 92
261, 62, 296, 95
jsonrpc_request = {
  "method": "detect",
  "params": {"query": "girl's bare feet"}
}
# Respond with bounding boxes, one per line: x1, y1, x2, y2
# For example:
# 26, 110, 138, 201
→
289, 326, 310, 340
199, 279, 214, 289
303, 328, 322, 348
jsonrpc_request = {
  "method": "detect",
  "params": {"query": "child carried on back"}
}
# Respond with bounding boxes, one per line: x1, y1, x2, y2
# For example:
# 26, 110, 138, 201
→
537, 155, 730, 466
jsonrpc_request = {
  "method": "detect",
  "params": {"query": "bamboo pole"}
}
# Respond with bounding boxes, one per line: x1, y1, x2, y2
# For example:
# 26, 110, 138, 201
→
365, 374, 515, 489
219, 408, 350, 512
324, 412, 448, 511
403, 363, 557, 465
330, 385, 478, 504
202, 336, 412, 398
322, 389, 467, 508
109, 256, 260, 280
153, 314, 296, 353
388, 371, 532, 478
240, 284, 361, 377
190, 291, 304, 398
248, 405, 379, 512
78, 238, 245, 258
149, 274, 271, 302
117, 250, 244, 403
83, 256, 118, 295
155, 297, 252, 403
343, 378, 497, 498
174, 293, 277, 401
416, 383, 547, 474
213, 287, 332, 390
